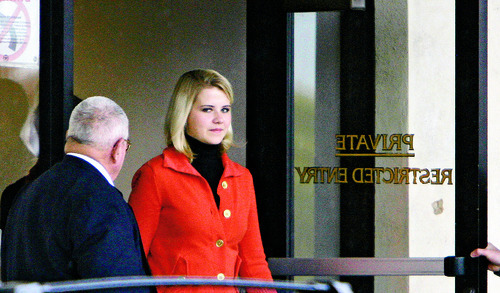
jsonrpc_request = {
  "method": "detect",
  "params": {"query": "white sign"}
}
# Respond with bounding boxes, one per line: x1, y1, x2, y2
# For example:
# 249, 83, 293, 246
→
0, 0, 39, 68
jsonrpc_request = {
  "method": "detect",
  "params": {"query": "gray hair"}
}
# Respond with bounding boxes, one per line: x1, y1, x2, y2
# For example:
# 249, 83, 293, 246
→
67, 96, 129, 150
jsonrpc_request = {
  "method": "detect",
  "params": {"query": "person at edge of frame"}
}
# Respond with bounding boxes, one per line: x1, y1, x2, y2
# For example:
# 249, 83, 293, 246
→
471, 242, 500, 276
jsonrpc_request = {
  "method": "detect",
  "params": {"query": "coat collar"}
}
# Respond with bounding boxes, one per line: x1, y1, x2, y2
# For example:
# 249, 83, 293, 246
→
161, 147, 245, 177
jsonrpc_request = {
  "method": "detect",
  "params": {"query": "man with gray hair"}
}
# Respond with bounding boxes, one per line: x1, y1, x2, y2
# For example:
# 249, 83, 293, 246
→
1, 96, 151, 292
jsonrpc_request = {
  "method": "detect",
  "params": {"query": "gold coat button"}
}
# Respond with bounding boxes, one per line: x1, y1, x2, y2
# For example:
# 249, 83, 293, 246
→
217, 273, 225, 280
216, 239, 224, 247
223, 209, 231, 218
221, 181, 228, 189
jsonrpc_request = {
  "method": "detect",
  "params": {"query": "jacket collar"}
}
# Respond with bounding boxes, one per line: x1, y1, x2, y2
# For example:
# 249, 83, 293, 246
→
162, 147, 244, 177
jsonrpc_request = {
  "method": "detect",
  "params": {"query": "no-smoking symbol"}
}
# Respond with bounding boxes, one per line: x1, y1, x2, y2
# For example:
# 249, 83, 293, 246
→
0, 0, 31, 62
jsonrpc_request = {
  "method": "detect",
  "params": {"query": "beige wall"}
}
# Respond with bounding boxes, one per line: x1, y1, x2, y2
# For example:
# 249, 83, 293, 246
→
489, 0, 500, 289
74, 1, 247, 197
0, 0, 247, 216
374, 0, 409, 290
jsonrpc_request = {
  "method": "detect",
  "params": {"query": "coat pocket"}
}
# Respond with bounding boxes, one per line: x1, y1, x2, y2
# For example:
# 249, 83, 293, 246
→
169, 255, 188, 276
234, 255, 242, 276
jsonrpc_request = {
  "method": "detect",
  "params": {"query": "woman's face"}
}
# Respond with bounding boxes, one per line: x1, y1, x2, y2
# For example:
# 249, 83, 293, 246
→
186, 86, 232, 145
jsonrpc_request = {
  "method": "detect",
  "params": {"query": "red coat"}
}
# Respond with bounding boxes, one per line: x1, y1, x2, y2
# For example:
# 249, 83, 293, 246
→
129, 147, 275, 293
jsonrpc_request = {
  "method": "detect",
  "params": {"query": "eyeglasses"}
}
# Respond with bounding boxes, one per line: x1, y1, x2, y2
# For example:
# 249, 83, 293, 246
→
125, 139, 132, 152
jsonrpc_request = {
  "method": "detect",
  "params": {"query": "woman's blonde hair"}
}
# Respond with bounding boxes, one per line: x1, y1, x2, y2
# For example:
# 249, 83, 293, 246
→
165, 69, 234, 160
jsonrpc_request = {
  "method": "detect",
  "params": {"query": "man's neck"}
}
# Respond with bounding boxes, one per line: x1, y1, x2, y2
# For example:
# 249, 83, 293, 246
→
65, 140, 115, 181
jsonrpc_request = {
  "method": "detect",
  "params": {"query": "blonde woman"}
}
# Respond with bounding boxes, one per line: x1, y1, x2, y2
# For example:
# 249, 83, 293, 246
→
129, 69, 275, 293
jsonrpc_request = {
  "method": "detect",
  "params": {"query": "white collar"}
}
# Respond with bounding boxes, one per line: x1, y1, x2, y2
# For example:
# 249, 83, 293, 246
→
67, 153, 115, 186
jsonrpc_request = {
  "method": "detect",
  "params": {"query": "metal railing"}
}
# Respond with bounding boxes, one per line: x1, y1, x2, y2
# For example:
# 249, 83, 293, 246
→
0, 257, 480, 292
0, 276, 341, 293
268, 256, 486, 277
268, 257, 445, 276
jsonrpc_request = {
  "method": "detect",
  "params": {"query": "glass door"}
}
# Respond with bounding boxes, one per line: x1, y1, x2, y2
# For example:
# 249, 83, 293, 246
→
291, 7, 455, 292
247, 0, 488, 292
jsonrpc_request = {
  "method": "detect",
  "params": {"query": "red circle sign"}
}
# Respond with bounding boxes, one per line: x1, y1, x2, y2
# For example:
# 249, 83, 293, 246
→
0, 1, 31, 62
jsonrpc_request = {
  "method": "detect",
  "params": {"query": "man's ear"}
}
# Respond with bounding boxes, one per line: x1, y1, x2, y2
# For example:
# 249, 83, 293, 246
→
110, 138, 123, 163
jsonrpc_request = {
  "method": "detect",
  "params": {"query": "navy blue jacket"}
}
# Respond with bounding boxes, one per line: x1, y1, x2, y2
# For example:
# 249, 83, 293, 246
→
1, 155, 151, 292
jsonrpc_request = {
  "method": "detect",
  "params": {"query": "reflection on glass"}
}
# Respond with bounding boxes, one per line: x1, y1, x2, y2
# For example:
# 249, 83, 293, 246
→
292, 1, 456, 291
293, 12, 341, 261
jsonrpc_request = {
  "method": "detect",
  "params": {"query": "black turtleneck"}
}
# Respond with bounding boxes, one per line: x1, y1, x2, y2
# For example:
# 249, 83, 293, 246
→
186, 135, 224, 209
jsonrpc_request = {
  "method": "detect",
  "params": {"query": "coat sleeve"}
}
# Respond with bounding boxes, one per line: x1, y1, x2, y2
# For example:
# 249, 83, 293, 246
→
128, 164, 162, 255
237, 176, 277, 293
